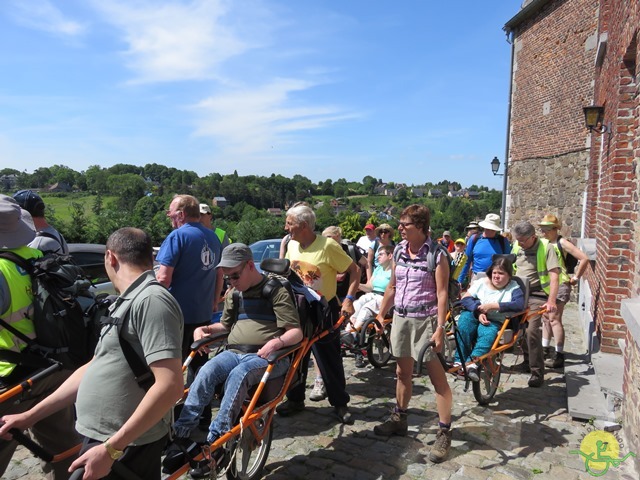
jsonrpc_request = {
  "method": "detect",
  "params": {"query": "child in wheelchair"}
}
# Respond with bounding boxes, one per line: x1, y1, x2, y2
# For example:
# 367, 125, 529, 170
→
453, 256, 524, 381
340, 245, 393, 367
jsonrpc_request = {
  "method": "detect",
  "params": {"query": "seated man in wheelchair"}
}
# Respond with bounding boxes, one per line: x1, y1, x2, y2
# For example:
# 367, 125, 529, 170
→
341, 245, 393, 367
453, 256, 524, 381
163, 243, 302, 478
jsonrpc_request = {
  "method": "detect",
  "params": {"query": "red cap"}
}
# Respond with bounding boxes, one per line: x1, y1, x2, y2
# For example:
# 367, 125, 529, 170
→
365, 224, 375, 230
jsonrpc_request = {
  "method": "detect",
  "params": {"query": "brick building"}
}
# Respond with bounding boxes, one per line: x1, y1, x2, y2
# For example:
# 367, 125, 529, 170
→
504, 0, 640, 467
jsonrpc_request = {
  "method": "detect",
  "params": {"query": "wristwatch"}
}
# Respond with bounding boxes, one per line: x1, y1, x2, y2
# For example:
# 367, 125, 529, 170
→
104, 438, 124, 460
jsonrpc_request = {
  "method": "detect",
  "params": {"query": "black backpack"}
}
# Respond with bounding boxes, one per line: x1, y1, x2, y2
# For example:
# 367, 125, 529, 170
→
0, 251, 112, 370
393, 240, 461, 306
557, 236, 579, 274
258, 259, 332, 338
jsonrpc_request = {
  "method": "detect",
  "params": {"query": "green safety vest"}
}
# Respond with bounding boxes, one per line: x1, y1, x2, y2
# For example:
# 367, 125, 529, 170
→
215, 227, 229, 246
0, 246, 42, 376
512, 237, 569, 295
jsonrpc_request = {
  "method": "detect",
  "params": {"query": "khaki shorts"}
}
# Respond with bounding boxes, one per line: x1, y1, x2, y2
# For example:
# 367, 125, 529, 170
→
391, 312, 437, 362
557, 283, 572, 304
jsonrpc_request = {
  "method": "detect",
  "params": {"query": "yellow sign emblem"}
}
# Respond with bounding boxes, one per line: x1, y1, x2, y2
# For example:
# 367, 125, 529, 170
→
569, 430, 636, 477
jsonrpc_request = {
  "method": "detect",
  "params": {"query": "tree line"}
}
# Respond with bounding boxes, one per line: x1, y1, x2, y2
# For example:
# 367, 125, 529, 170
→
0, 164, 501, 246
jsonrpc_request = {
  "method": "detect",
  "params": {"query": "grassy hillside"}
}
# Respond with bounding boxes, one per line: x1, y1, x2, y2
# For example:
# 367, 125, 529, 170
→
42, 194, 118, 223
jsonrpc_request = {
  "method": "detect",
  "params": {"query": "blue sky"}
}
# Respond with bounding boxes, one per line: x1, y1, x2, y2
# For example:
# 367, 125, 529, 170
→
0, 1, 522, 190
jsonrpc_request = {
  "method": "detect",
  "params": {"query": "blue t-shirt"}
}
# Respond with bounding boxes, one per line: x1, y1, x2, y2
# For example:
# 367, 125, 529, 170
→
457, 234, 512, 284
156, 222, 222, 325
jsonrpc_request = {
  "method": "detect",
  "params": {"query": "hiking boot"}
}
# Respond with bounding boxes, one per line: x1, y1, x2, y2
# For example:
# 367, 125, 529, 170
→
528, 373, 544, 388
162, 437, 202, 474
466, 364, 480, 382
309, 377, 327, 401
507, 361, 531, 374
545, 351, 564, 369
428, 428, 452, 463
354, 352, 367, 368
188, 448, 228, 479
543, 346, 553, 359
341, 331, 355, 347
334, 406, 354, 425
276, 399, 305, 416
374, 411, 408, 436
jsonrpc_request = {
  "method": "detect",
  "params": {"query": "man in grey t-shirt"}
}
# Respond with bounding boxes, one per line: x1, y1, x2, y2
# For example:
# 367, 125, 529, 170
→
0, 228, 184, 479
12, 190, 68, 254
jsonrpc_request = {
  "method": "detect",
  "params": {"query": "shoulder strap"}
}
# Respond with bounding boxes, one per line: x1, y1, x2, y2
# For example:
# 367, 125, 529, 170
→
556, 235, 565, 257
36, 231, 63, 248
110, 281, 161, 392
497, 234, 506, 253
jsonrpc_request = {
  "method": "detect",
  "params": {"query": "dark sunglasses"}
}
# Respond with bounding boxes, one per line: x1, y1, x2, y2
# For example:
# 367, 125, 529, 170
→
398, 222, 414, 228
379, 229, 391, 234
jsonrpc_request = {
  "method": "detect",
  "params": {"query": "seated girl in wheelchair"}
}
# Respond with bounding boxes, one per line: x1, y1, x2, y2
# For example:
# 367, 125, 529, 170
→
453, 256, 525, 381
340, 245, 394, 366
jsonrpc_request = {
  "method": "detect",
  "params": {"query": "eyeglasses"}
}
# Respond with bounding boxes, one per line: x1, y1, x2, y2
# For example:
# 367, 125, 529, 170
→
379, 229, 391, 234
223, 263, 247, 281
166, 209, 182, 217
539, 226, 554, 232
398, 222, 414, 228
516, 235, 535, 246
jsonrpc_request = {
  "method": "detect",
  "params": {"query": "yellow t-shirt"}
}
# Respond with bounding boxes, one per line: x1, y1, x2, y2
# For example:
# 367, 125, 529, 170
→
286, 235, 353, 301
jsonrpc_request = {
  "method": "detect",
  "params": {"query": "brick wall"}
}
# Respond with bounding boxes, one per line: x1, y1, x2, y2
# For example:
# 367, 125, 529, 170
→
507, 0, 598, 232
588, 0, 638, 354
591, 0, 640, 466
509, 0, 599, 163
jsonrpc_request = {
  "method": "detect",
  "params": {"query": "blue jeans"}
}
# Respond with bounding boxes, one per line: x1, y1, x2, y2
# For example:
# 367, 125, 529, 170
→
453, 310, 500, 364
173, 350, 290, 443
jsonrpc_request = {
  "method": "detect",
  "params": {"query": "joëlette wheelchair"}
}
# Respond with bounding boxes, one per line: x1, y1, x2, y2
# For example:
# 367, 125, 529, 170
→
416, 271, 544, 405
165, 257, 346, 480
340, 311, 393, 368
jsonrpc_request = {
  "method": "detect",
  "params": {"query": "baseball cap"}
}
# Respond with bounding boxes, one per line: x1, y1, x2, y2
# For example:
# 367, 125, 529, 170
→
217, 243, 253, 269
538, 214, 561, 228
455, 238, 466, 245
13, 190, 46, 217
199, 204, 212, 215
443, 230, 451, 237
364, 224, 375, 231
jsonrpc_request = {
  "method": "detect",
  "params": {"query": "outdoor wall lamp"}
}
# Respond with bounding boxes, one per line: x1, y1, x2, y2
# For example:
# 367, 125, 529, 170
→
490, 156, 503, 176
583, 105, 608, 134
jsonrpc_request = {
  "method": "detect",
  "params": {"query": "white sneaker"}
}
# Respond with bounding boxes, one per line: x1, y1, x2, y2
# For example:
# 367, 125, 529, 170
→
467, 363, 480, 382
309, 377, 327, 401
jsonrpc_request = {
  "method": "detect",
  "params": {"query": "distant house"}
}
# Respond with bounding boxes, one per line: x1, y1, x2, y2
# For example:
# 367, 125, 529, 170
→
212, 196, 228, 208
412, 188, 424, 198
47, 182, 72, 193
384, 188, 397, 197
373, 184, 387, 195
447, 190, 463, 198
428, 189, 443, 198
267, 208, 282, 216
467, 190, 480, 200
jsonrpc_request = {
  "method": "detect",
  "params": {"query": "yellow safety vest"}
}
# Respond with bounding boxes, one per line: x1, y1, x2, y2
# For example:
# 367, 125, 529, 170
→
512, 238, 569, 295
0, 246, 42, 376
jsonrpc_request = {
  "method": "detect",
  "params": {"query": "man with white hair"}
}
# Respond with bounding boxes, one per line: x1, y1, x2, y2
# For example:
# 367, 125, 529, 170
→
276, 204, 359, 424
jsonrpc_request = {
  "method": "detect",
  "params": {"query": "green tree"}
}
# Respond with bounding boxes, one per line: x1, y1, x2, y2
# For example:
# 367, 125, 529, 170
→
338, 214, 363, 242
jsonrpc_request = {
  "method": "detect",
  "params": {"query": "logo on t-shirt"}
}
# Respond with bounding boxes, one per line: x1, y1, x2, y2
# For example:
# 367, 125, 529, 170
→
291, 260, 322, 295
201, 243, 215, 270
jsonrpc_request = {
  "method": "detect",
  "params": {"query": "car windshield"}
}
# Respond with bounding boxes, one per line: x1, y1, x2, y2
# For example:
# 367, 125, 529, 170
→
250, 241, 280, 263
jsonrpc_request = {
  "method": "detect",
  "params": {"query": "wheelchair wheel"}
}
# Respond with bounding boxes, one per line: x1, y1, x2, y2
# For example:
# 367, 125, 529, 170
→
226, 410, 273, 480
365, 319, 392, 368
472, 355, 502, 405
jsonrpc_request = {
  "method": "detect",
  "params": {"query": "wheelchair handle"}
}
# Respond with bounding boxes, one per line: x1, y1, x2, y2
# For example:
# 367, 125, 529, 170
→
69, 467, 85, 480
8, 427, 53, 462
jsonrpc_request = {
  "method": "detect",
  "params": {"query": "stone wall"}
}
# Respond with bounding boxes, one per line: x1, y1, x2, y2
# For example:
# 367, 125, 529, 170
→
622, 330, 640, 473
506, 151, 589, 236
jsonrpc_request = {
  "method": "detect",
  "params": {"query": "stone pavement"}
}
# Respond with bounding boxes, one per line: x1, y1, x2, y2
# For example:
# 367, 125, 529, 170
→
6, 303, 639, 479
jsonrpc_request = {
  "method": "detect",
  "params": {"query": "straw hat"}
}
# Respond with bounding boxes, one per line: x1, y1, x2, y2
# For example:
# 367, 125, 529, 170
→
538, 214, 561, 228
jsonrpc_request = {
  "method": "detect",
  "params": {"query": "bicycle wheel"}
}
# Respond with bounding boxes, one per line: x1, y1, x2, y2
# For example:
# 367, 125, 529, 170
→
226, 410, 273, 480
365, 319, 392, 368
472, 355, 502, 405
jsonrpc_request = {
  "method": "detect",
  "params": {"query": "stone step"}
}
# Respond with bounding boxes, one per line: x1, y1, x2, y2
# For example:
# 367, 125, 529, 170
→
592, 350, 624, 398
566, 352, 617, 422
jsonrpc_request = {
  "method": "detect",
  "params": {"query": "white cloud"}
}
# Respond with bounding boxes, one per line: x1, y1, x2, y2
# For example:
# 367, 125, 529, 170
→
191, 79, 360, 155
91, 0, 253, 83
5, 0, 85, 36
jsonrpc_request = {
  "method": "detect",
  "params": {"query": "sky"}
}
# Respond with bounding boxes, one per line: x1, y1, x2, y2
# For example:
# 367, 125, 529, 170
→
0, 0, 524, 190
